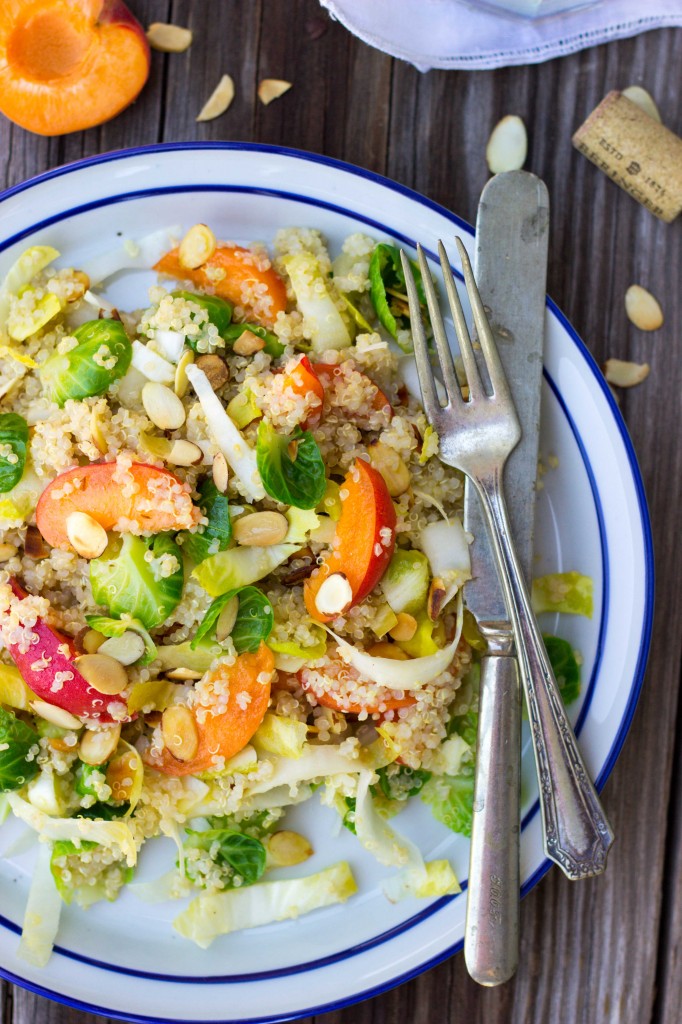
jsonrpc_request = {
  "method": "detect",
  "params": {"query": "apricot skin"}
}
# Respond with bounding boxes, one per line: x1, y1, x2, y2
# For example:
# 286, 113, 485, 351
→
0, 0, 151, 136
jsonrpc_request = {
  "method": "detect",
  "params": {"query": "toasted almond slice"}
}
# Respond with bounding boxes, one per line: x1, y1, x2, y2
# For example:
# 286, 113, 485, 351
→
147, 22, 193, 53
165, 667, 204, 681
66, 511, 108, 559
314, 572, 353, 617
212, 451, 229, 493
365, 642, 409, 661
195, 353, 230, 390
622, 85, 662, 123
79, 724, 121, 766
162, 705, 199, 762
233, 330, 266, 356
75, 654, 128, 696
233, 511, 289, 546
266, 830, 313, 867
486, 115, 528, 174
197, 74, 235, 122
427, 577, 447, 621
215, 595, 239, 642
98, 632, 146, 666
31, 701, 82, 730
389, 612, 418, 642
142, 381, 187, 430
625, 285, 664, 331
603, 359, 650, 388
24, 525, 49, 560
90, 405, 108, 455
175, 347, 195, 398
258, 79, 292, 106
368, 441, 410, 497
142, 434, 203, 467
179, 223, 216, 270
0, 542, 17, 561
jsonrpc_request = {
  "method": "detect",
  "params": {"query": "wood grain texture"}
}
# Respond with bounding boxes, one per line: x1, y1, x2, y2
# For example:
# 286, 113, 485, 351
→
1, 3, 681, 1023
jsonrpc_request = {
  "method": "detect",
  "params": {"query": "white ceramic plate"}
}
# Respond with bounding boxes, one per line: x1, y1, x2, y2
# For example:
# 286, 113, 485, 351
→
0, 145, 653, 1023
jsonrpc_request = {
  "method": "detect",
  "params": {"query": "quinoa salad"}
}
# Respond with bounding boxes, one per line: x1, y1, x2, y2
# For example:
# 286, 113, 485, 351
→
0, 224, 587, 962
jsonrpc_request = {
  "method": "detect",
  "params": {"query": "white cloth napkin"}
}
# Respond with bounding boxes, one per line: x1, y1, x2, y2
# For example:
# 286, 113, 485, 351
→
320, 0, 682, 71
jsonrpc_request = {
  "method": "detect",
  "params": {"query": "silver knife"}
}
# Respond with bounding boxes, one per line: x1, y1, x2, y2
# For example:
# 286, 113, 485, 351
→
463, 171, 549, 986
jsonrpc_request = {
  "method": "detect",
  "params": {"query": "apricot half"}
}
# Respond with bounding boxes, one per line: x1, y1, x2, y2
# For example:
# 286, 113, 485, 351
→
0, 0, 150, 136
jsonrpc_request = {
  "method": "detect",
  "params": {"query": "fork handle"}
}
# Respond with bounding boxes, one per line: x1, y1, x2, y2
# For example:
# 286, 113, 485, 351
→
473, 471, 615, 879
464, 626, 520, 985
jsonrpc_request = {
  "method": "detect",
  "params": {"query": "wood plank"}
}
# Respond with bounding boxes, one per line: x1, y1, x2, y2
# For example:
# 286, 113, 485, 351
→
2, 10, 682, 1024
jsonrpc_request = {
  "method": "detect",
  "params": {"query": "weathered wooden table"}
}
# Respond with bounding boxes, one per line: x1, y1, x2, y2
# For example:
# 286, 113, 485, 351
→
1, 3, 680, 1023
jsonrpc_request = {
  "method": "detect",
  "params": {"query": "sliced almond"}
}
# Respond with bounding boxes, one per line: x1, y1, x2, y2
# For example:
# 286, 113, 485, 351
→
196, 74, 235, 122
179, 223, 216, 271
427, 577, 447, 621
81, 629, 106, 654
98, 632, 146, 666
603, 359, 650, 388
0, 542, 17, 561
486, 115, 528, 174
389, 612, 418, 642
266, 830, 313, 867
31, 700, 82, 730
212, 451, 229, 493
147, 22, 193, 53
365, 642, 409, 661
162, 705, 199, 762
258, 79, 292, 106
196, 354, 229, 390
622, 85, 661, 123
90, 405, 108, 455
175, 347, 195, 398
66, 511, 108, 560
142, 381, 187, 430
165, 667, 204, 681
79, 724, 121, 766
233, 511, 289, 547
215, 595, 239, 642
625, 285, 663, 331
142, 433, 203, 466
233, 330, 266, 356
75, 653, 128, 696
24, 524, 49, 560
314, 572, 353, 617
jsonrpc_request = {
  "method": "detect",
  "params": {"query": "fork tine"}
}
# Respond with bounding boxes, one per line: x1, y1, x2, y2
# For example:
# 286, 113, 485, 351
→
455, 236, 510, 398
438, 240, 483, 399
414, 244, 460, 403
399, 248, 441, 420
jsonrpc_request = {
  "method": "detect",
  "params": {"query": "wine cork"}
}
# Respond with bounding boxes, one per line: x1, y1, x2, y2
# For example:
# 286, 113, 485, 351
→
572, 91, 682, 223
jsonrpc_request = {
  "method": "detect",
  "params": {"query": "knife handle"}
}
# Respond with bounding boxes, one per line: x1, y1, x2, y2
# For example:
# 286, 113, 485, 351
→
464, 626, 520, 986
473, 472, 615, 879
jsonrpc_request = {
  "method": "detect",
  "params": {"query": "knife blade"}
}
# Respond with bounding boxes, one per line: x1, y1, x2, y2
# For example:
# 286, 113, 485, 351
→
463, 171, 549, 986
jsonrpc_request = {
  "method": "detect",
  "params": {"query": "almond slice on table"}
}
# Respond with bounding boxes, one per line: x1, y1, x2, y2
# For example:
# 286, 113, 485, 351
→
258, 79, 292, 106
197, 75, 235, 122
625, 285, 664, 331
147, 23, 193, 53
621, 86, 662, 123
486, 115, 528, 174
603, 359, 650, 388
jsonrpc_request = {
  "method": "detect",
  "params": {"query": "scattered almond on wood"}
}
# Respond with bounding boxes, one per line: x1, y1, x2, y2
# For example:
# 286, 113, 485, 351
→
258, 79, 292, 106
603, 359, 650, 388
146, 23, 193, 53
625, 285, 664, 331
621, 85, 661, 123
486, 115, 528, 174
197, 74, 235, 122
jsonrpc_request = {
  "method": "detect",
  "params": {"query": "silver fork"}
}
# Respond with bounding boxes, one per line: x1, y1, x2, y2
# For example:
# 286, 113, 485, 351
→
400, 238, 614, 879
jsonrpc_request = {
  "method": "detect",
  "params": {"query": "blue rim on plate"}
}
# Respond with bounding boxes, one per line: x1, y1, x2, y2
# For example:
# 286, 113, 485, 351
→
0, 142, 654, 1023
